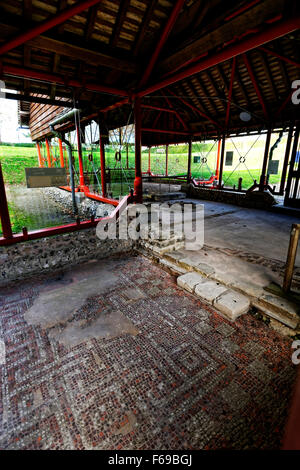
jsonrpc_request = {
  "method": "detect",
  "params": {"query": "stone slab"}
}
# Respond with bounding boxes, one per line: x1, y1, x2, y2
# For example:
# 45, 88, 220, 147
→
214, 290, 250, 320
194, 280, 228, 304
177, 272, 205, 293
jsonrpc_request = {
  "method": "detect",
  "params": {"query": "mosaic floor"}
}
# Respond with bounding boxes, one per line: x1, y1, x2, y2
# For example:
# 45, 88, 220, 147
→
0, 254, 297, 450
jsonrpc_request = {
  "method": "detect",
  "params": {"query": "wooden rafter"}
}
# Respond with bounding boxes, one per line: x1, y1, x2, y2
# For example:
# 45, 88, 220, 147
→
110, 0, 131, 48
23, 0, 32, 22
85, 5, 99, 42
24, 36, 138, 74
255, 49, 278, 101
133, 0, 159, 56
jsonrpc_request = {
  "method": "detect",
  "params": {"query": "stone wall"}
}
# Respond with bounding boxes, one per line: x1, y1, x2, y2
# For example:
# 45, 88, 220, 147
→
181, 184, 276, 210
0, 228, 134, 285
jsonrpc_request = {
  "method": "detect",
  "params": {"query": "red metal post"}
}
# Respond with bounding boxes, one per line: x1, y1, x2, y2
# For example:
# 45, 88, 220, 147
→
218, 134, 226, 188
45, 138, 52, 167
99, 123, 107, 198
243, 53, 268, 120
75, 119, 85, 188
165, 144, 169, 176
148, 147, 151, 174
137, 16, 299, 97
58, 138, 64, 167
187, 138, 192, 183
134, 96, 143, 203
36, 142, 43, 167
0, 162, 13, 239
139, 0, 185, 87
215, 139, 222, 180
0, 0, 103, 56
282, 372, 300, 450
225, 57, 236, 128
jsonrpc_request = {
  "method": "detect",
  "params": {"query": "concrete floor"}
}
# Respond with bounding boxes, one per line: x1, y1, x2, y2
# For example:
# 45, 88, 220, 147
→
185, 198, 300, 265
0, 255, 296, 449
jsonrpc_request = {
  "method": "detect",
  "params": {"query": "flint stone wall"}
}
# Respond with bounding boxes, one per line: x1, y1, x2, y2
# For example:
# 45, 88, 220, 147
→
0, 227, 134, 285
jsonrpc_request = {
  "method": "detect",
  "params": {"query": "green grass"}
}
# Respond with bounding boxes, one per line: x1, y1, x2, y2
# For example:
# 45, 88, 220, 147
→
0, 146, 37, 185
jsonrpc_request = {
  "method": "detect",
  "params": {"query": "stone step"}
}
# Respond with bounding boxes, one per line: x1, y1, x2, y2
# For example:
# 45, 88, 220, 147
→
252, 294, 300, 330
142, 244, 300, 330
152, 192, 187, 201
177, 273, 250, 321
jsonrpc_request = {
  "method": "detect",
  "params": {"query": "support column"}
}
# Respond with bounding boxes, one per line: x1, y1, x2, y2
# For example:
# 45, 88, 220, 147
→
58, 138, 65, 167
0, 162, 13, 239
259, 128, 272, 191
279, 126, 293, 195
45, 138, 51, 167
126, 143, 129, 170
148, 147, 151, 174
218, 134, 226, 188
75, 119, 85, 188
215, 139, 221, 180
165, 144, 169, 176
134, 96, 143, 203
285, 123, 300, 203
99, 122, 107, 198
187, 137, 192, 183
36, 142, 43, 167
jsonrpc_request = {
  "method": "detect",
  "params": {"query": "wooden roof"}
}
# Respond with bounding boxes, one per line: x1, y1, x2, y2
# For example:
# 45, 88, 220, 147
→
0, 0, 299, 144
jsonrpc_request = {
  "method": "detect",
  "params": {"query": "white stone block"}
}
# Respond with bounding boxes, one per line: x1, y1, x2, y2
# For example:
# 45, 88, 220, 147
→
195, 280, 228, 304
214, 290, 250, 320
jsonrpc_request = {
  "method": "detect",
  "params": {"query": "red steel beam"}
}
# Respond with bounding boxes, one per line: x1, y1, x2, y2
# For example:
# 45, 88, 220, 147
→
142, 104, 176, 114
167, 88, 220, 128
142, 128, 191, 136
139, 0, 185, 87
0, 0, 103, 56
225, 57, 236, 127
259, 46, 300, 68
162, 91, 188, 130
275, 89, 294, 118
100, 98, 130, 113
224, 0, 261, 22
137, 16, 300, 97
2, 65, 128, 97
243, 53, 268, 120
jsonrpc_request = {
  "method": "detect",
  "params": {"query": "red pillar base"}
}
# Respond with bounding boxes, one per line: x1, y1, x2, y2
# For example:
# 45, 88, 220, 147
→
134, 176, 143, 203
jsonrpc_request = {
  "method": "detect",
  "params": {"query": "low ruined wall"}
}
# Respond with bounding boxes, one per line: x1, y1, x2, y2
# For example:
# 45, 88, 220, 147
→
0, 228, 134, 285
181, 184, 276, 210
